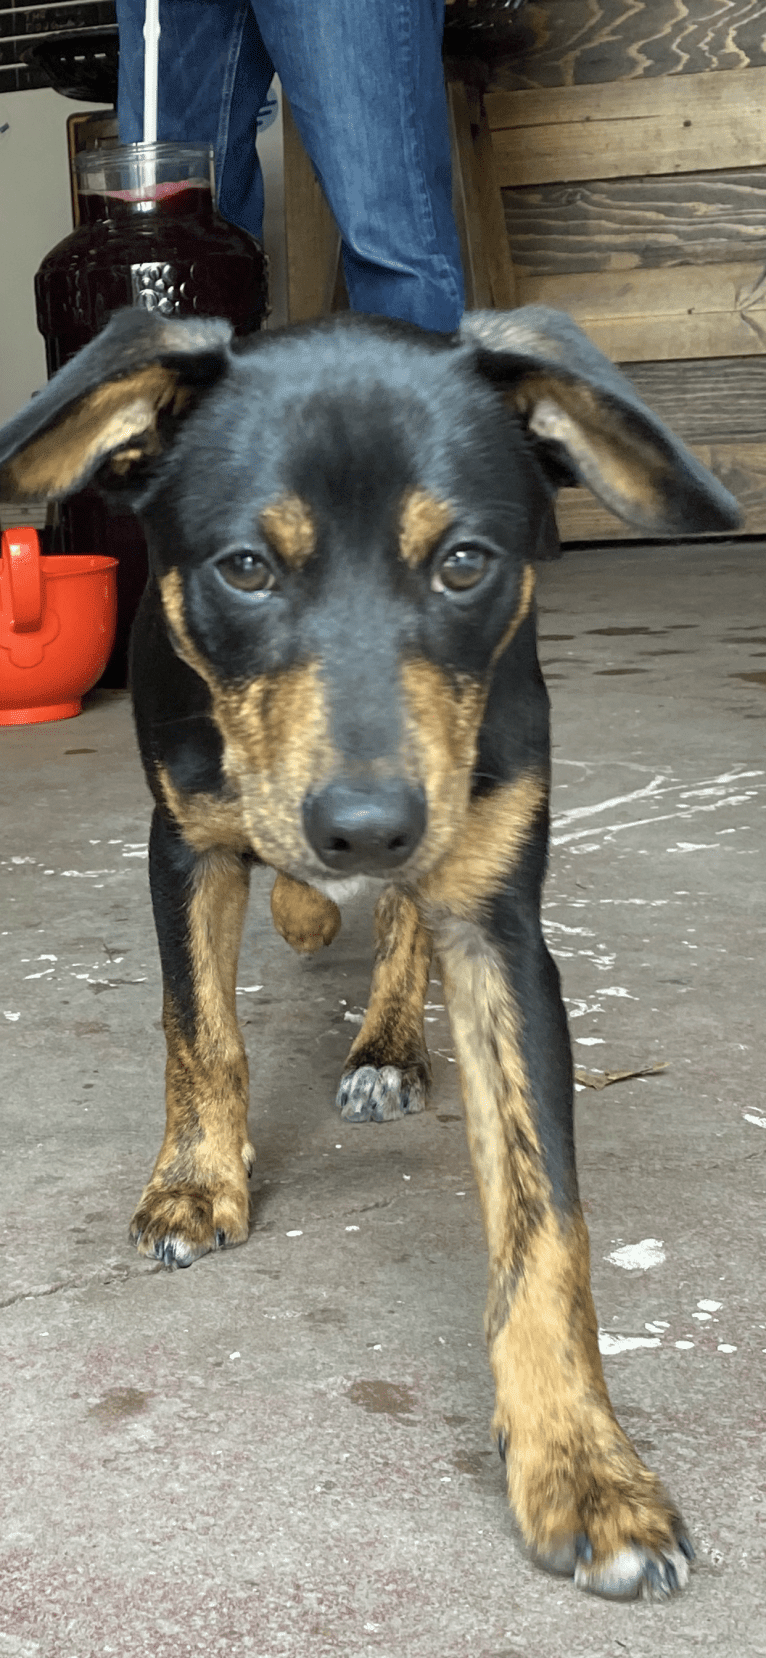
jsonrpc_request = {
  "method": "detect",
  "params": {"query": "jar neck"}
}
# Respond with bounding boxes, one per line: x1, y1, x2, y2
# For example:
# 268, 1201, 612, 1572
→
74, 142, 217, 227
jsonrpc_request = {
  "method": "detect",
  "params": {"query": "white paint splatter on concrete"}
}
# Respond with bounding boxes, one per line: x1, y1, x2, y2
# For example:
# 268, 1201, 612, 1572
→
598, 1332, 661, 1355
544, 921, 596, 937
554, 775, 668, 829
552, 766, 763, 849
743, 1112, 766, 1129
60, 869, 113, 880
599, 898, 670, 907
668, 842, 720, 853
607, 1239, 666, 1271
698, 1300, 722, 1312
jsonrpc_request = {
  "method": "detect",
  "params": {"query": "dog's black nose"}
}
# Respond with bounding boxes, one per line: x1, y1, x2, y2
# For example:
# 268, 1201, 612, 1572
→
303, 780, 426, 873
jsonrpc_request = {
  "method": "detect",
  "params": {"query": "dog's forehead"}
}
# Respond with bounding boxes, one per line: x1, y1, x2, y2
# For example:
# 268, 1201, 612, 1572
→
194, 326, 515, 492
164, 323, 539, 559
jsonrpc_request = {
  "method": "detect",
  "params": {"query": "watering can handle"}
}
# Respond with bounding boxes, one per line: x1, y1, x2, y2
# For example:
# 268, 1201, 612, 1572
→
1, 527, 43, 632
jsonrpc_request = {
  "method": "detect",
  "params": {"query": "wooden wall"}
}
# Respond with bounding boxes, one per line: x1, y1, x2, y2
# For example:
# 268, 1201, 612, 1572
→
483, 0, 766, 539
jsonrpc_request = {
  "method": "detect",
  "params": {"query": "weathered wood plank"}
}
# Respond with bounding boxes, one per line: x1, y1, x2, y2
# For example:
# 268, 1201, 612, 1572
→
555, 439, 766, 540
471, 104, 519, 307
624, 357, 766, 443
449, 79, 494, 309
283, 95, 341, 322
516, 261, 766, 359
481, 0, 766, 90
502, 172, 766, 275
486, 68, 766, 184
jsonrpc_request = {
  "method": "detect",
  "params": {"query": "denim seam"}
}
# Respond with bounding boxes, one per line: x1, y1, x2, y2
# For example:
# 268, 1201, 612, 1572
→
215, 0, 252, 189
392, 0, 463, 305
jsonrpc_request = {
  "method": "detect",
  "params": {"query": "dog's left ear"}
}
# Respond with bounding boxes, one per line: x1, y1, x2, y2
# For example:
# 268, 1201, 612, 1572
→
460, 307, 741, 536
0, 308, 234, 503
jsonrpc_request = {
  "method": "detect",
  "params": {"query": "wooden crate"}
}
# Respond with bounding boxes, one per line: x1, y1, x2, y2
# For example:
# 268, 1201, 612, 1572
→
484, 0, 766, 539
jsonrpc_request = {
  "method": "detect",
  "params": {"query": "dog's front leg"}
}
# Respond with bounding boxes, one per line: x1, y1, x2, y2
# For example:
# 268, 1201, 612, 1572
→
436, 907, 693, 1597
337, 887, 432, 1122
424, 778, 692, 1599
130, 807, 254, 1267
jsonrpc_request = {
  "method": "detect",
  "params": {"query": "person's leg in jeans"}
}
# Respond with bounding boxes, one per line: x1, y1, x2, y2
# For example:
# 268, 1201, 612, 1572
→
253, 0, 464, 330
115, 0, 464, 330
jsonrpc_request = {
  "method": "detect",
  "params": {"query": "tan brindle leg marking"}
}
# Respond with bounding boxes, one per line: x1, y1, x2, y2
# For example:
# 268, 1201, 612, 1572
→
491, 1205, 683, 1571
339, 887, 432, 1121
130, 848, 255, 1264
270, 871, 342, 953
438, 926, 686, 1592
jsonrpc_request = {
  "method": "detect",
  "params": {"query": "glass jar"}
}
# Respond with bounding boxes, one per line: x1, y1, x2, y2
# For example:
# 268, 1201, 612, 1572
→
34, 142, 269, 683
37, 141, 268, 369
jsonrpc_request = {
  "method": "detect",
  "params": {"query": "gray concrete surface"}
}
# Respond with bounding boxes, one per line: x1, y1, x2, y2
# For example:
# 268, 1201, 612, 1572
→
1, 540, 764, 1658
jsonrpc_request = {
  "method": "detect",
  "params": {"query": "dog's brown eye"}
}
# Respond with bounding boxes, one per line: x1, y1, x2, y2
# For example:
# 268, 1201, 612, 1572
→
217, 551, 276, 594
434, 546, 489, 593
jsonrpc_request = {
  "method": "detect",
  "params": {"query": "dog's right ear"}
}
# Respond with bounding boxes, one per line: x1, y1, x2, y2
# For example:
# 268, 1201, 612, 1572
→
0, 308, 233, 503
460, 308, 741, 537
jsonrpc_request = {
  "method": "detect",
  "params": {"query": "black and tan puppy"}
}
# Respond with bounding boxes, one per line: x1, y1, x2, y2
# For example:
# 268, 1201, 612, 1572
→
0, 307, 740, 1600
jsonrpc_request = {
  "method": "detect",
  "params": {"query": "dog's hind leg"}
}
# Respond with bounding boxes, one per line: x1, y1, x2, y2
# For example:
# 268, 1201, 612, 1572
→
130, 808, 255, 1267
337, 886, 432, 1123
426, 778, 692, 1601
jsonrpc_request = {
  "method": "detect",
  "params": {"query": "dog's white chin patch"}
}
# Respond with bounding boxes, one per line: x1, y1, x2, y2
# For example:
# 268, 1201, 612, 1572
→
311, 874, 374, 903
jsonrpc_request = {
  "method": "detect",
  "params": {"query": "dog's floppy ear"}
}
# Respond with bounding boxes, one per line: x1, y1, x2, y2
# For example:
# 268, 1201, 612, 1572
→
460, 307, 741, 536
0, 308, 233, 503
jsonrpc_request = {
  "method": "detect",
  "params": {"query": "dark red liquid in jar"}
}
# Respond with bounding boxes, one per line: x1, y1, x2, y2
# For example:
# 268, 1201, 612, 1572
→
77, 179, 213, 225
34, 147, 268, 682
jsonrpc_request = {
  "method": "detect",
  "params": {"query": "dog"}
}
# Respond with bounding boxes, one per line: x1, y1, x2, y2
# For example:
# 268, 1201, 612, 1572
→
0, 305, 740, 1600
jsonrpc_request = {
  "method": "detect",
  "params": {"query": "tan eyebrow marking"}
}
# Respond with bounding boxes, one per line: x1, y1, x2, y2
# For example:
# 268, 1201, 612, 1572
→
398, 489, 453, 568
259, 494, 317, 568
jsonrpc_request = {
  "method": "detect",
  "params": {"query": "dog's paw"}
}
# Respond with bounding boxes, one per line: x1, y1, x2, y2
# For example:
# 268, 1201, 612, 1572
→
499, 1424, 693, 1601
129, 1167, 251, 1268
531, 1528, 693, 1602
336, 1063, 428, 1122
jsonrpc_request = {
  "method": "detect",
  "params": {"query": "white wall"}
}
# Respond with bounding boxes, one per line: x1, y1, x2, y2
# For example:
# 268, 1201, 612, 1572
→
0, 88, 112, 426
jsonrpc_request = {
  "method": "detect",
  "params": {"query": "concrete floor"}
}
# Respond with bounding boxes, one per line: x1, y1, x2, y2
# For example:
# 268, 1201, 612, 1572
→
1, 539, 764, 1657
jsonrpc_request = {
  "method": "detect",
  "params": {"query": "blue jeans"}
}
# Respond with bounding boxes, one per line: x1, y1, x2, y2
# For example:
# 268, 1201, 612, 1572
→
115, 0, 464, 330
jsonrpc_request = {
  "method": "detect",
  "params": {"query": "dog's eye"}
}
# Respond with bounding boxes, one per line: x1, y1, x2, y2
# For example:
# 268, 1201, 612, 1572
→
433, 546, 489, 594
216, 551, 277, 594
